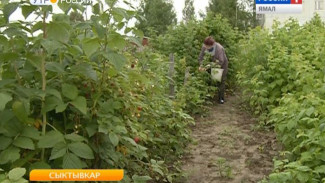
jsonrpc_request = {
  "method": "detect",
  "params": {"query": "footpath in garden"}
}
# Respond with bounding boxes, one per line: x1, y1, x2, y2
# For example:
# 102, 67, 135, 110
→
181, 93, 280, 183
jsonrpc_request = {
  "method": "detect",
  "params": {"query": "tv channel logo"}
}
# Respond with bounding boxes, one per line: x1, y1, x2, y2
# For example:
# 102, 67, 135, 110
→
30, 0, 92, 5
30, 0, 58, 5
256, 0, 303, 14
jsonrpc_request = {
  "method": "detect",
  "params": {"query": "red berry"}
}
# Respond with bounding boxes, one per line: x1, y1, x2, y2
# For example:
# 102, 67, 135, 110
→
134, 137, 140, 143
131, 64, 135, 68
137, 106, 142, 111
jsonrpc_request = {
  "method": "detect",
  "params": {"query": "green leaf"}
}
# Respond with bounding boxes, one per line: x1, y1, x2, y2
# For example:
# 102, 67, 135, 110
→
85, 124, 97, 137
68, 45, 83, 56
111, 8, 127, 22
8, 178, 27, 183
62, 84, 78, 100
0, 176, 6, 182
126, 10, 136, 17
0, 53, 19, 63
50, 142, 67, 160
75, 22, 91, 29
297, 172, 309, 182
153, 167, 164, 176
0, 111, 22, 137
93, 22, 106, 38
11, 149, 40, 168
21, 5, 37, 19
82, 38, 100, 57
41, 40, 61, 55
13, 136, 35, 150
58, 2, 72, 13
103, 52, 127, 70
52, 14, 70, 22
46, 88, 62, 101
296, 165, 312, 172
68, 142, 94, 159
133, 29, 144, 39
107, 68, 118, 77
65, 133, 86, 142
127, 37, 142, 47
3, 3, 19, 23
71, 63, 98, 81
70, 96, 87, 115
37, 131, 64, 148
112, 101, 122, 110
0, 79, 15, 88
122, 137, 137, 146
43, 96, 62, 113
99, 102, 113, 114
8, 168, 26, 181
167, 175, 173, 182
0, 35, 9, 48
318, 151, 325, 161
46, 62, 65, 73
107, 33, 126, 50
62, 153, 83, 169
306, 107, 315, 117
132, 175, 152, 183
0, 136, 12, 150
320, 123, 325, 132
315, 165, 325, 174
29, 162, 51, 172
92, 3, 101, 15
47, 22, 70, 43
55, 103, 68, 113
115, 125, 127, 134
0, 93, 12, 111
12, 101, 30, 123
0, 147, 20, 165
32, 21, 43, 33
21, 126, 40, 140
26, 53, 42, 70
124, 27, 132, 34
109, 132, 119, 146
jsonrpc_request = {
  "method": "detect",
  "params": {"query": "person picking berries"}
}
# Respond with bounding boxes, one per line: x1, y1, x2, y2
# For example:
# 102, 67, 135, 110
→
198, 36, 229, 104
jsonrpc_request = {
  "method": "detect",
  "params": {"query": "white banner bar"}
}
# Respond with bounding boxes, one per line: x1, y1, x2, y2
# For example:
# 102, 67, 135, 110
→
256, 4, 303, 14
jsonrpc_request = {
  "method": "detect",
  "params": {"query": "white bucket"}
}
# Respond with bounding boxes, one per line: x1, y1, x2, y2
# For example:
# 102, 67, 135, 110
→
211, 68, 224, 82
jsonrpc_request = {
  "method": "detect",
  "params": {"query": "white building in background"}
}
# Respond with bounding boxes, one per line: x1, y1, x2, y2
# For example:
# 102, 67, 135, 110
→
259, 0, 325, 29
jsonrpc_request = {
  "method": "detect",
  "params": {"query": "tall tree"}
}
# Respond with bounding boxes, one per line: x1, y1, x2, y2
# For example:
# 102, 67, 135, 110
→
206, 0, 255, 30
182, 0, 195, 22
136, 0, 177, 36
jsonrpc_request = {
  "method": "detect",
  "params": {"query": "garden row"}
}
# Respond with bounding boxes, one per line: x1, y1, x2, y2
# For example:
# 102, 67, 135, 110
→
236, 15, 325, 183
0, 1, 216, 182
0, 0, 243, 182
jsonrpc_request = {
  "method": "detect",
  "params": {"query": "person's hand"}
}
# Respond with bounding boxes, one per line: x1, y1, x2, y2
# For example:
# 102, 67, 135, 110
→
198, 66, 206, 72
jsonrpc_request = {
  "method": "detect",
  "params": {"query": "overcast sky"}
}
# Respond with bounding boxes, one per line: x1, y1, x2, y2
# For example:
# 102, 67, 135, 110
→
173, 0, 209, 21
10, 0, 210, 23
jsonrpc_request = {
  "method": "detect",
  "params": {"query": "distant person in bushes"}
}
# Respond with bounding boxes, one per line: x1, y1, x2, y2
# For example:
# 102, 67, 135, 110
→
198, 36, 229, 104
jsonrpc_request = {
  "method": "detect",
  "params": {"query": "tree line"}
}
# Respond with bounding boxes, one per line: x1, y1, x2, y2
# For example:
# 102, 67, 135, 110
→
136, 0, 257, 37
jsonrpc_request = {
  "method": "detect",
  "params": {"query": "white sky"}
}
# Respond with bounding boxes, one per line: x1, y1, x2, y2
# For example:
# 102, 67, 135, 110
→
173, 0, 210, 21
10, 0, 210, 23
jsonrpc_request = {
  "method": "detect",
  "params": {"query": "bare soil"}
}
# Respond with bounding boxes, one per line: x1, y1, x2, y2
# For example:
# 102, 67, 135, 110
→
180, 93, 280, 183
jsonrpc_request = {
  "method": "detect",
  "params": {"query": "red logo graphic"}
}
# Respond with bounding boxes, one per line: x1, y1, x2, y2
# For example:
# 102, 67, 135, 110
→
291, 0, 302, 4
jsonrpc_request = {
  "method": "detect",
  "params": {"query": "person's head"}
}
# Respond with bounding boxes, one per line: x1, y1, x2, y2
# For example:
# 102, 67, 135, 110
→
203, 36, 215, 49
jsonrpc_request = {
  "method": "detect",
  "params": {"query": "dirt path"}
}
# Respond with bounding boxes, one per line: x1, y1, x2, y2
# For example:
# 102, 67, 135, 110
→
181, 94, 279, 183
